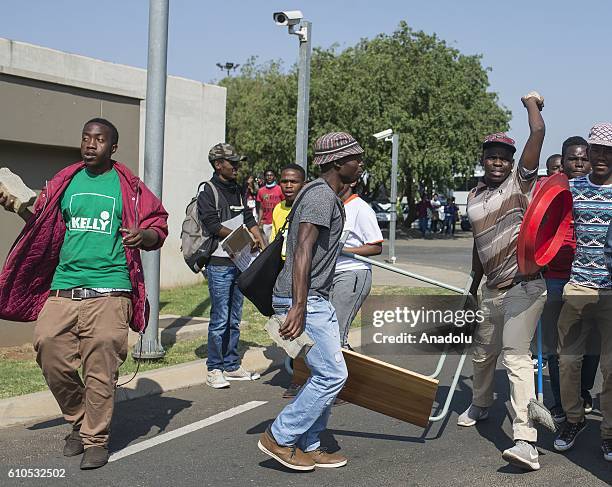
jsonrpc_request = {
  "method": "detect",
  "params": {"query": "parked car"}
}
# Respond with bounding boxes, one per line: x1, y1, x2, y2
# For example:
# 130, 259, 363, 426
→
370, 201, 409, 228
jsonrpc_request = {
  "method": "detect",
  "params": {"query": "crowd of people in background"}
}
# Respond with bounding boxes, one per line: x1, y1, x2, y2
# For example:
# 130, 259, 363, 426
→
416, 193, 460, 238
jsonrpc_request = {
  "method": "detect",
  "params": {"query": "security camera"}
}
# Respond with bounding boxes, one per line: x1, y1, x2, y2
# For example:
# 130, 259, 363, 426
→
273, 10, 303, 26
373, 129, 393, 141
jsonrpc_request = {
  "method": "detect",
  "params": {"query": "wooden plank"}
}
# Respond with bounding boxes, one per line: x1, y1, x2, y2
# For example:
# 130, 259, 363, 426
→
293, 349, 438, 427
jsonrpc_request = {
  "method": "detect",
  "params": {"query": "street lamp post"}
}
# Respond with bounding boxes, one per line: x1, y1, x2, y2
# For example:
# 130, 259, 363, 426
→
373, 129, 399, 264
132, 0, 169, 359
273, 11, 311, 178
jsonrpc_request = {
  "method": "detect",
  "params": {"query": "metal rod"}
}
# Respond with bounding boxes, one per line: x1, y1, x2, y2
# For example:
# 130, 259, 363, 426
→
425, 272, 474, 378
426, 353, 448, 380
537, 319, 543, 402
295, 21, 311, 178
133, 0, 169, 359
341, 251, 465, 294
388, 133, 399, 263
429, 352, 468, 422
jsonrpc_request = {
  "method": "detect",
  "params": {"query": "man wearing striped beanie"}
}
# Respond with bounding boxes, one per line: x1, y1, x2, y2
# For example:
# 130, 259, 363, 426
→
258, 132, 364, 471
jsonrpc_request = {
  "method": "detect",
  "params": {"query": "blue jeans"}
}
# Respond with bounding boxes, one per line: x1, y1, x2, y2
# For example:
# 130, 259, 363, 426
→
418, 217, 428, 237
206, 265, 244, 372
270, 295, 348, 452
542, 278, 600, 408
444, 215, 455, 235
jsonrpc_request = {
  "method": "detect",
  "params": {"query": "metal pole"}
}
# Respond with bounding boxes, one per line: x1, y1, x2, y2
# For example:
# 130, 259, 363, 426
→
341, 251, 465, 294
133, 0, 169, 359
388, 133, 399, 263
295, 21, 311, 178
429, 352, 468, 422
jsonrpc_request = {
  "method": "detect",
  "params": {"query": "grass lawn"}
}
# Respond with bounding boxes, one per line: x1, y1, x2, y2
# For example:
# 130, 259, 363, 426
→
0, 283, 448, 399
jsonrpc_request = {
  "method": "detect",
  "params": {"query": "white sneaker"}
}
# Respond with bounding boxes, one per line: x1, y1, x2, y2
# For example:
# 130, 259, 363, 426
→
532, 358, 547, 371
502, 440, 540, 471
206, 369, 230, 389
224, 366, 261, 381
457, 405, 489, 427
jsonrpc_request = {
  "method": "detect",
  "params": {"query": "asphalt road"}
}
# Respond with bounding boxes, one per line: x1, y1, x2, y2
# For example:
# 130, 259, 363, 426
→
378, 231, 474, 275
1, 351, 609, 487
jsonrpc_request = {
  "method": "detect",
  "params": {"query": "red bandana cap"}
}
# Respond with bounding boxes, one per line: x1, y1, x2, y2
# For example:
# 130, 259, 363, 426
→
482, 132, 516, 154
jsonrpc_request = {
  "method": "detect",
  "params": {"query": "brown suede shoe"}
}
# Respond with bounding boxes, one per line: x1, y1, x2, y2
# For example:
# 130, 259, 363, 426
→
80, 446, 109, 470
258, 428, 315, 471
63, 429, 84, 457
282, 383, 301, 399
305, 448, 348, 468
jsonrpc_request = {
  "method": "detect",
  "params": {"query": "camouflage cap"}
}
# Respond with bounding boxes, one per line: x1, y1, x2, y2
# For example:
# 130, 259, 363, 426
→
208, 142, 242, 163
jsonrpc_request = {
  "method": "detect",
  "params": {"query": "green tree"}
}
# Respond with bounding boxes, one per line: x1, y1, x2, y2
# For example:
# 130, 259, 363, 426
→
220, 22, 510, 219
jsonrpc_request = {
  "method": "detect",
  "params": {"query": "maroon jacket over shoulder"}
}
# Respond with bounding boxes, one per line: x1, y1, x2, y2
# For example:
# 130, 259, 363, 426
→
0, 161, 169, 332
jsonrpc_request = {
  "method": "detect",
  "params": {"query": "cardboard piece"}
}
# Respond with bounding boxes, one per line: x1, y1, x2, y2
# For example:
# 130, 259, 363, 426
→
220, 224, 258, 271
293, 349, 438, 427
0, 168, 36, 214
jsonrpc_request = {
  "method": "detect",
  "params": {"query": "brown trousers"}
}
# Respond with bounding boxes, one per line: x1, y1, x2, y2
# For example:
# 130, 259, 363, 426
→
558, 283, 612, 439
33, 296, 132, 448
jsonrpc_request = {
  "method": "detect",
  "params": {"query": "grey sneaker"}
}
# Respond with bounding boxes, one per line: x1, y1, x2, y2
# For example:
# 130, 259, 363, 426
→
457, 405, 489, 427
502, 440, 540, 471
206, 369, 230, 389
224, 366, 261, 381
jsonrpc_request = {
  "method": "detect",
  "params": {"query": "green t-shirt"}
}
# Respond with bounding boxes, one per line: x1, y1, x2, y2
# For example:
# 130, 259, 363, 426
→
51, 167, 132, 290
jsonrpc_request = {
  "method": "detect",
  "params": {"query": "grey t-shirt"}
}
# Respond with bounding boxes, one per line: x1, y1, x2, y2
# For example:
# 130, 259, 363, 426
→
273, 179, 345, 299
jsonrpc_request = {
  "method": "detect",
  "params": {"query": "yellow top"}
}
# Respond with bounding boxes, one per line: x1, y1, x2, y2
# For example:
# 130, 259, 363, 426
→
270, 200, 292, 259
270, 200, 291, 241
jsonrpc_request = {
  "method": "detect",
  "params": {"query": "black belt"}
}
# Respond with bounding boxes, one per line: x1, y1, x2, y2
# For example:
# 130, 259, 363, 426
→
497, 272, 544, 291
53, 289, 132, 301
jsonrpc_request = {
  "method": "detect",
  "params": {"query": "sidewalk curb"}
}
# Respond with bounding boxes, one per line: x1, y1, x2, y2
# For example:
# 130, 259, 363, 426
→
0, 327, 361, 429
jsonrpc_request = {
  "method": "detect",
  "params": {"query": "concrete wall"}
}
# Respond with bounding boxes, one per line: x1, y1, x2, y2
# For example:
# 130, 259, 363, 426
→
0, 38, 225, 291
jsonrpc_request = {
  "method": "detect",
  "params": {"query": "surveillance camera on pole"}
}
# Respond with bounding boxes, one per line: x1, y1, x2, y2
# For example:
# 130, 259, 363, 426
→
373, 129, 393, 141
373, 129, 400, 264
273, 10, 311, 177
273, 10, 308, 41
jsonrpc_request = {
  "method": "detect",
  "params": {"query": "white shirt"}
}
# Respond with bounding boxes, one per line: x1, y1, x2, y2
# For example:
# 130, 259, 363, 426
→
335, 195, 384, 273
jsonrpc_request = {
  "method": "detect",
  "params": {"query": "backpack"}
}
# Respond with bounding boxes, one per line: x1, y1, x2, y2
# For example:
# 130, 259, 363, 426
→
181, 181, 220, 273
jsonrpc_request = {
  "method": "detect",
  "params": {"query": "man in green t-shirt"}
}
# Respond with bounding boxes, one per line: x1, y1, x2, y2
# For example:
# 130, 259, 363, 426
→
0, 118, 168, 470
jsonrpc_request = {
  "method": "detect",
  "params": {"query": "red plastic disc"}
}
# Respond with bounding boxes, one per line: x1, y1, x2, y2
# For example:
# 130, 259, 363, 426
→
517, 173, 573, 275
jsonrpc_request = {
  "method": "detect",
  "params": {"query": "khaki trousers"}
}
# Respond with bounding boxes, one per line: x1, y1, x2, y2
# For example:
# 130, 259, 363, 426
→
33, 296, 132, 448
472, 279, 546, 443
558, 282, 612, 438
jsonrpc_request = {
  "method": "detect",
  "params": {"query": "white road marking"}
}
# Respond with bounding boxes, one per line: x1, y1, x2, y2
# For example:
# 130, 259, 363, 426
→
109, 400, 268, 462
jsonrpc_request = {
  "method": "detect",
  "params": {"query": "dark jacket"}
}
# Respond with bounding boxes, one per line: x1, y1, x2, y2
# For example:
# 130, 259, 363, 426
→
197, 173, 256, 266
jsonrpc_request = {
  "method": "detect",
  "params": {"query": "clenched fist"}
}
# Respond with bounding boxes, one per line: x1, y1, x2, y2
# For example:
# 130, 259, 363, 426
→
522, 91, 544, 111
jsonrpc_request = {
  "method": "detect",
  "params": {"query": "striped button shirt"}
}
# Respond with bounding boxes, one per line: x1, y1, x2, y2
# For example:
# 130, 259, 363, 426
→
569, 175, 612, 289
467, 165, 538, 289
